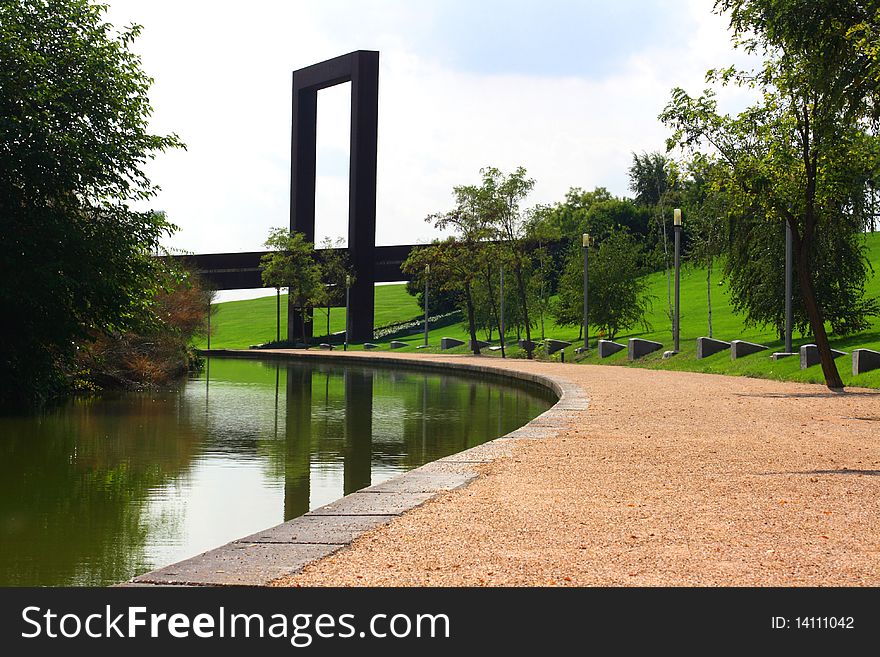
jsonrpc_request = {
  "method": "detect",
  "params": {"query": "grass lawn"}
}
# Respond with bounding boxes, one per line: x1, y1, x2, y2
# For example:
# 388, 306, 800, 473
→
193, 283, 421, 350
198, 232, 880, 388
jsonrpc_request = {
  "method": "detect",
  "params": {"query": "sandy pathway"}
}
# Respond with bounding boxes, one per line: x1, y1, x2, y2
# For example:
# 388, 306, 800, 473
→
271, 355, 880, 586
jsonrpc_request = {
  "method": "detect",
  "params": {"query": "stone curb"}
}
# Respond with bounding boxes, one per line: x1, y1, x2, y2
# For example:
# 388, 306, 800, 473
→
122, 350, 587, 587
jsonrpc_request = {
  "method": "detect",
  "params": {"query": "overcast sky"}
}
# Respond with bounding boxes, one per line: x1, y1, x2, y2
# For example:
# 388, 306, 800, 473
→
103, 0, 757, 259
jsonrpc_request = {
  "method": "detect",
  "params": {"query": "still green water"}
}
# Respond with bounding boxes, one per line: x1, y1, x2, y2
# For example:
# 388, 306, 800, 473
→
0, 357, 554, 586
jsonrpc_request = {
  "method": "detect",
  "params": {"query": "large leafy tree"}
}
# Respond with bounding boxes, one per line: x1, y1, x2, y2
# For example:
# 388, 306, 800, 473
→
0, 0, 184, 408
661, 0, 880, 389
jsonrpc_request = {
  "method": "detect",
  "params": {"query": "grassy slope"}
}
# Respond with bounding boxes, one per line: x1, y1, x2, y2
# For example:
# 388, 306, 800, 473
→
199, 232, 880, 388
193, 284, 421, 349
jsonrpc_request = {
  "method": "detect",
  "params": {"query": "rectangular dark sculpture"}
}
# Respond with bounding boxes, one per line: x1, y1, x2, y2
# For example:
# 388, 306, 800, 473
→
545, 339, 571, 355
696, 337, 730, 359
598, 339, 625, 358
730, 340, 768, 360
799, 343, 847, 370
290, 51, 379, 343
852, 349, 880, 375
628, 338, 663, 360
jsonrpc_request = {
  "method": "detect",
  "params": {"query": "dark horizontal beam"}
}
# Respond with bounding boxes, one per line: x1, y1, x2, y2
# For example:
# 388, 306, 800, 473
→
170, 244, 421, 291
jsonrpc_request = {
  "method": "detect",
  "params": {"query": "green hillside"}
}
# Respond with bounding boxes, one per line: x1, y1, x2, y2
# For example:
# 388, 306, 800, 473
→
198, 232, 880, 388
194, 283, 421, 349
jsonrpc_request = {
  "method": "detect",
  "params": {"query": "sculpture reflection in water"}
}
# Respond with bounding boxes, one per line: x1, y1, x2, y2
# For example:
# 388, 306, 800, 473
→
0, 357, 553, 586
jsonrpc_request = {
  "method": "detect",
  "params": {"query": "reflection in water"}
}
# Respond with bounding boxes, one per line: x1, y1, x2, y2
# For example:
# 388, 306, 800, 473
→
0, 357, 554, 586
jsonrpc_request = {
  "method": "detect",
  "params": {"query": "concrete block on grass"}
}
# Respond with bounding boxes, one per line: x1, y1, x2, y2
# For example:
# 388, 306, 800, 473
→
730, 340, 768, 360
771, 352, 796, 361
598, 340, 625, 359
440, 337, 465, 350
696, 337, 730, 359
389, 341, 407, 349
318, 343, 334, 350
799, 343, 847, 369
545, 339, 571, 355
852, 349, 880, 375
628, 338, 663, 360
469, 340, 490, 351
518, 339, 536, 352
363, 343, 379, 350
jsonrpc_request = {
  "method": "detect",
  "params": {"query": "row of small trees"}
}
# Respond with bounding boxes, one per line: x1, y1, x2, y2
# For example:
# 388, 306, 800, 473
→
401, 167, 655, 357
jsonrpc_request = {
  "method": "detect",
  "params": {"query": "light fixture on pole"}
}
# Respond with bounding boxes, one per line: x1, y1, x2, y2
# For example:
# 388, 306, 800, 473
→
673, 208, 682, 353
784, 222, 793, 354
424, 263, 430, 347
344, 274, 351, 351
207, 297, 211, 351
582, 233, 591, 350
499, 266, 505, 357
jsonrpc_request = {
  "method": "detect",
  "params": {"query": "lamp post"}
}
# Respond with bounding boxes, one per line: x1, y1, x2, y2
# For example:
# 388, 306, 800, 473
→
344, 274, 351, 351
424, 263, 430, 347
499, 266, 505, 357
673, 208, 682, 353
207, 297, 211, 351
582, 233, 590, 350
276, 287, 281, 343
784, 222, 793, 354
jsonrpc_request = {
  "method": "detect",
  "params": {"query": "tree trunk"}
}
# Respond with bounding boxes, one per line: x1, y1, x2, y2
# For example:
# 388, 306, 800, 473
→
300, 303, 308, 346
484, 266, 505, 358
464, 283, 480, 355
513, 263, 533, 359
797, 243, 844, 389
327, 303, 331, 337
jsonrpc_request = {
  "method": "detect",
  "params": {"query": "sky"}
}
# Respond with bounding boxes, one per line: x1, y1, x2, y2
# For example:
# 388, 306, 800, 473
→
103, 0, 759, 297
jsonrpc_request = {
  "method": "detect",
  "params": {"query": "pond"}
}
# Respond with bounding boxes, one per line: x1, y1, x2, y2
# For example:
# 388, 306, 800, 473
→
0, 356, 555, 586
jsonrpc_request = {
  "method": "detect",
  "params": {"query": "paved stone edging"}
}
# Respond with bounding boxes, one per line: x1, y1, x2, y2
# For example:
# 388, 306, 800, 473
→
122, 350, 587, 587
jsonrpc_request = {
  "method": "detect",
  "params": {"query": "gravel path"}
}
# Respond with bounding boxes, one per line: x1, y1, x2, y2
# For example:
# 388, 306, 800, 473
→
271, 354, 880, 586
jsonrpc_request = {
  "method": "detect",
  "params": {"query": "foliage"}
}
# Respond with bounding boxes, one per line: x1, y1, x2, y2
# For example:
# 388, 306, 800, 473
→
260, 229, 326, 343
555, 229, 652, 340
724, 209, 878, 337
0, 0, 184, 408
628, 152, 680, 207
661, 0, 880, 388
680, 156, 730, 337
316, 236, 354, 336
402, 239, 482, 353
479, 166, 538, 356
532, 187, 614, 239
75, 268, 213, 389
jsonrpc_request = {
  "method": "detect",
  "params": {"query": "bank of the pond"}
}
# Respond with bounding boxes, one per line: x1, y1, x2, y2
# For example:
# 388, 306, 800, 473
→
125, 350, 572, 586
258, 351, 880, 587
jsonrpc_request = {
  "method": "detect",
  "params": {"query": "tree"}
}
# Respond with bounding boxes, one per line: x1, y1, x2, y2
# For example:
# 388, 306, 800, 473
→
402, 240, 482, 354
0, 0, 184, 408
317, 237, 354, 338
661, 0, 880, 389
260, 229, 326, 345
555, 229, 652, 341
481, 166, 537, 357
628, 152, 681, 322
681, 155, 729, 338
535, 187, 613, 239
412, 179, 497, 355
